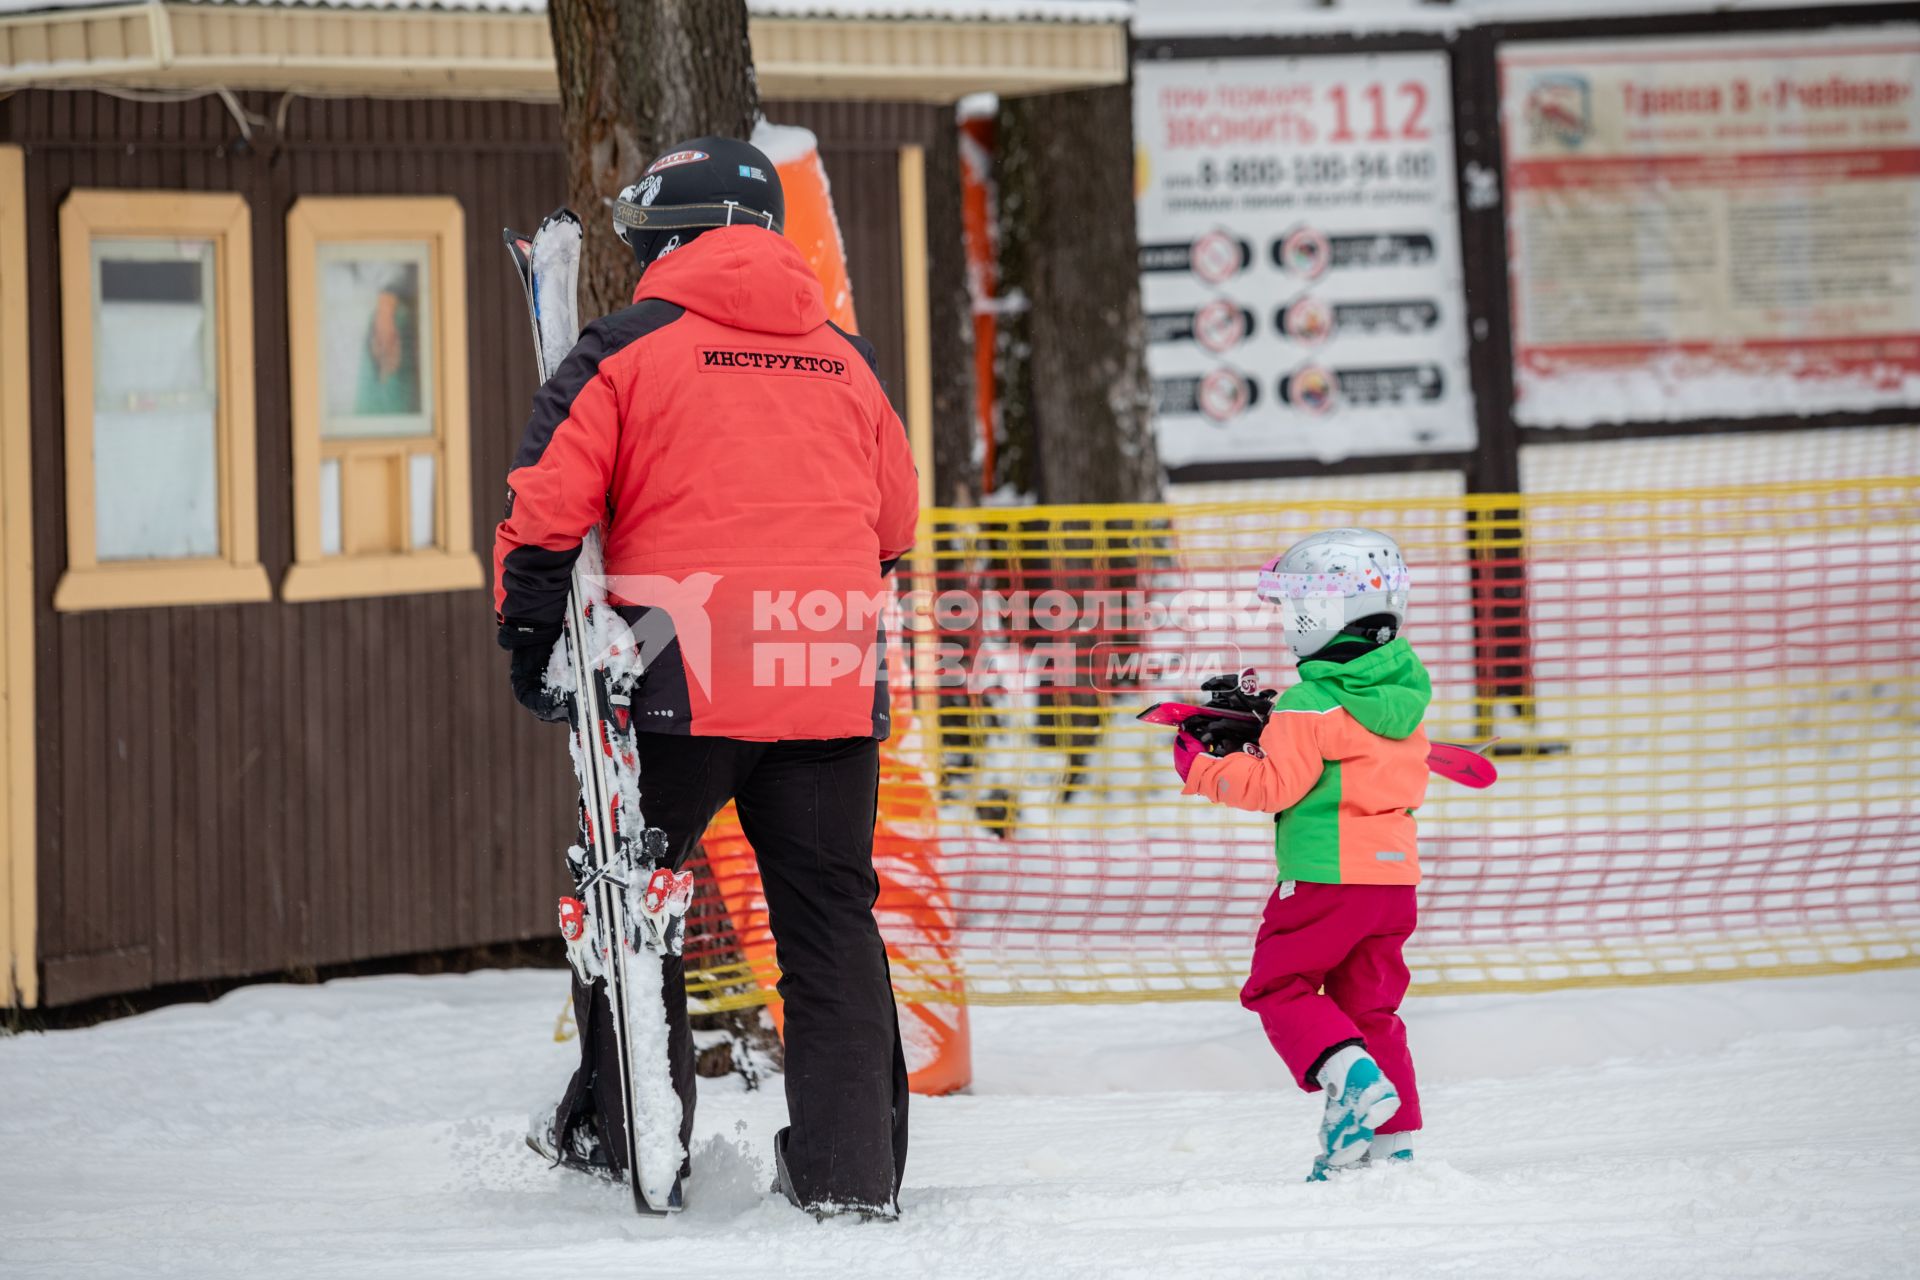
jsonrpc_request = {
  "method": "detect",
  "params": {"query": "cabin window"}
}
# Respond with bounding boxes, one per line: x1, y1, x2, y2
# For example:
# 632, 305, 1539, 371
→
282, 197, 479, 602
54, 191, 269, 611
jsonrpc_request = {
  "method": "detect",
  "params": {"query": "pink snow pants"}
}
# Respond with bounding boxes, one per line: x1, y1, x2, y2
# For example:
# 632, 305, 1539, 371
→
1240, 880, 1420, 1133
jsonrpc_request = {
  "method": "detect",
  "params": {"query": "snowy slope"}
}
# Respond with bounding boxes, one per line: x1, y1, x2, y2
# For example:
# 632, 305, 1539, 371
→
2, 968, 1916, 1278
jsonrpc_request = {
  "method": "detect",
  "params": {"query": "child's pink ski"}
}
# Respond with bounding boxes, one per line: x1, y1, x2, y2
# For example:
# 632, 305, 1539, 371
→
1422, 739, 1498, 789
1137, 701, 1260, 729
1137, 702, 1498, 789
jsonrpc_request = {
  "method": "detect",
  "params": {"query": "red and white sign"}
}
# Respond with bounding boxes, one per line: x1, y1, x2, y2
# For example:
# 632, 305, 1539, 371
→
1190, 230, 1245, 285
1279, 226, 1330, 280
1288, 365, 1336, 415
1135, 52, 1475, 466
1283, 296, 1334, 346
1198, 368, 1252, 421
1501, 29, 1920, 426
1194, 299, 1248, 352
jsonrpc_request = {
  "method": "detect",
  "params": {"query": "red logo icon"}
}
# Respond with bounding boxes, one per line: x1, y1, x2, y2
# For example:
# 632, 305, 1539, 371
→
646, 149, 710, 174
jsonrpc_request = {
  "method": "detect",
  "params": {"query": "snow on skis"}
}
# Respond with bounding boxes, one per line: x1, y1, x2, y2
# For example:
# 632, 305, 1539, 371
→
503, 210, 694, 1215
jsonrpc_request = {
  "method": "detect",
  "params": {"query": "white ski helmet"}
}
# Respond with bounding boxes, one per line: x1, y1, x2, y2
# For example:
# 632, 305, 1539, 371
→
1256, 528, 1410, 659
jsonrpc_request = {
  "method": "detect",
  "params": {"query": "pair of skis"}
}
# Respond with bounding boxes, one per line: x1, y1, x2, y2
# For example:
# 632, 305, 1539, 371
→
1138, 667, 1499, 789
503, 210, 695, 1216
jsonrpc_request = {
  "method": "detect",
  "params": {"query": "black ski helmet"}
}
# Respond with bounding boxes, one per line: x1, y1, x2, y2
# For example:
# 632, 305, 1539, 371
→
614, 136, 786, 270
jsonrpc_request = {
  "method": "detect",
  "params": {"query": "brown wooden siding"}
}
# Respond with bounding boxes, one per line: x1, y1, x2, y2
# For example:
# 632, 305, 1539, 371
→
1, 89, 945, 1006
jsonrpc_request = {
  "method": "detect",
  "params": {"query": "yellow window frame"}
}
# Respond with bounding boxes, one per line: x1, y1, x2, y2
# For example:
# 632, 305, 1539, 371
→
1, 145, 37, 1007
54, 189, 271, 612
282, 196, 480, 603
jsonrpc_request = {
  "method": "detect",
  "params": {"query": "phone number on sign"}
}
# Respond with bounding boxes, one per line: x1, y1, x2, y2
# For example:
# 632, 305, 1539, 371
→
1193, 151, 1438, 190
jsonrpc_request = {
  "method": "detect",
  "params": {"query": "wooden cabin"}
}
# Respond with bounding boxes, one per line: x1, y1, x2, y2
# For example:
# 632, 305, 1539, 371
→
0, 0, 1128, 1008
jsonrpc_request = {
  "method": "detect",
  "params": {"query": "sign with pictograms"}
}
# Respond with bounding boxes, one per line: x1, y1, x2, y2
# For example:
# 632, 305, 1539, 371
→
1134, 51, 1477, 467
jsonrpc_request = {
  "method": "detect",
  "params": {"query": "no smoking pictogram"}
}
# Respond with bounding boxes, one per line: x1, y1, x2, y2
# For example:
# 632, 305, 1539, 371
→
1194, 299, 1247, 353
1198, 368, 1251, 422
1191, 231, 1244, 285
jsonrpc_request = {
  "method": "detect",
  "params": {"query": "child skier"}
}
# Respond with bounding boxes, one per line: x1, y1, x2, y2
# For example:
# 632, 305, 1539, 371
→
1172, 528, 1429, 1180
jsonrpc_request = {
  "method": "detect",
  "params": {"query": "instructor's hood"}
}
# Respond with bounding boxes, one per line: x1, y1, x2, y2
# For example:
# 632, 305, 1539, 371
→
632, 224, 828, 337
1296, 636, 1431, 740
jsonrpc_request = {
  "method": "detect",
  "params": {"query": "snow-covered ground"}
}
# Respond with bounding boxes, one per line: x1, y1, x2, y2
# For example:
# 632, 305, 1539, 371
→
4, 968, 1917, 1278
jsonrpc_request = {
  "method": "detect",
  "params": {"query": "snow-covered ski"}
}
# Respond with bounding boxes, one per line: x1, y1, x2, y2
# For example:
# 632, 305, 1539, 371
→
503, 211, 694, 1216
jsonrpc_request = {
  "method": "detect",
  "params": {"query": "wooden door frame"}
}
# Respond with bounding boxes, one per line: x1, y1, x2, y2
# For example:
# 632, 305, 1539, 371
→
0, 144, 38, 1008
896, 144, 934, 510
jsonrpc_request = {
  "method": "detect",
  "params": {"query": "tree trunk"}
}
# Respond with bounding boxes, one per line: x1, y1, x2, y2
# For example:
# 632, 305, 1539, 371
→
547, 0, 761, 320
995, 84, 1162, 504
991, 86, 1163, 817
546, 0, 766, 1078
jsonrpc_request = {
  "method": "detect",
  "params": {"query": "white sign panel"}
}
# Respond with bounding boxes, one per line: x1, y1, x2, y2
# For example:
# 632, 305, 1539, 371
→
1134, 52, 1477, 469
1501, 28, 1920, 427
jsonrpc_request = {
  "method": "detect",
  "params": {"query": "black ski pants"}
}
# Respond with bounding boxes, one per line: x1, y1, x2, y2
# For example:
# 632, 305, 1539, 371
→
564, 733, 909, 1210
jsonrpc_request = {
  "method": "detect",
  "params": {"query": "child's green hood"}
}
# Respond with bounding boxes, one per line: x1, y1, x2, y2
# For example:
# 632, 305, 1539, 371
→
1295, 637, 1431, 740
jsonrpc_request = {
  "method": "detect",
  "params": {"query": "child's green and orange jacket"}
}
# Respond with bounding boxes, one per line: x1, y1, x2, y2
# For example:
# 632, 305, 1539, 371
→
1181, 637, 1432, 886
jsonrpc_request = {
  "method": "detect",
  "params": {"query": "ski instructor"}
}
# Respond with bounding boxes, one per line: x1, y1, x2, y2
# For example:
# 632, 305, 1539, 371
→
493, 136, 918, 1219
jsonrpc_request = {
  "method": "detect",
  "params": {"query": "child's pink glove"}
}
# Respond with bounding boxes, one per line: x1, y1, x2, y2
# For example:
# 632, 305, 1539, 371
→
1172, 731, 1204, 782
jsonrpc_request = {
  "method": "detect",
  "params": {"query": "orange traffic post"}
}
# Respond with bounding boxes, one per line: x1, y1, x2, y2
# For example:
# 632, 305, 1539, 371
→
693, 123, 971, 1096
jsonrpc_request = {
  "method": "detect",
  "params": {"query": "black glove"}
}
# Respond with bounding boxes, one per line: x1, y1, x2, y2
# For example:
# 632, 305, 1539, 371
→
1182, 669, 1277, 755
501, 621, 569, 723
1198, 670, 1277, 720
1178, 710, 1262, 757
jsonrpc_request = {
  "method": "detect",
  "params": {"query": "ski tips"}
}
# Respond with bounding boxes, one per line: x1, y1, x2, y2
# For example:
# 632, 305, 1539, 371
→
1427, 741, 1499, 789
503, 211, 578, 260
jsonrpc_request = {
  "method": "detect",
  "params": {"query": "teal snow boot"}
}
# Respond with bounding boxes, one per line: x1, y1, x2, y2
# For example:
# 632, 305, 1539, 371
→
1305, 1045, 1400, 1181
1364, 1131, 1414, 1165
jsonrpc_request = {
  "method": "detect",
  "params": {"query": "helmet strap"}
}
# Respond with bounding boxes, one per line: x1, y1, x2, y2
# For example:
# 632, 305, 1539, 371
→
1340, 616, 1399, 648
613, 198, 781, 238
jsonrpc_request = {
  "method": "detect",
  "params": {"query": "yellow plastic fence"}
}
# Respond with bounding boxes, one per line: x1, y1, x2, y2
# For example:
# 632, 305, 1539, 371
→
684, 478, 1920, 1009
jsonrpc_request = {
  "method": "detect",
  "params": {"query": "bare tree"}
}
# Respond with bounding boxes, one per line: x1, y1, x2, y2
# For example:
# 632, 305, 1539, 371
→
548, 0, 761, 320
995, 84, 1162, 504
545, 0, 768, 1078
973, 86, 1164, 816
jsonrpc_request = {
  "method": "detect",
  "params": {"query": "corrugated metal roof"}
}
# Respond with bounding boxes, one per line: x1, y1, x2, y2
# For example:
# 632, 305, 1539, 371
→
0, 0, 1131, 99
749, 1, 1131, 20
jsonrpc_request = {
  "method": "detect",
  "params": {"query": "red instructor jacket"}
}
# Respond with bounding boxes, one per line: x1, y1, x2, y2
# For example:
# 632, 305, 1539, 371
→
493, 226, 919, 740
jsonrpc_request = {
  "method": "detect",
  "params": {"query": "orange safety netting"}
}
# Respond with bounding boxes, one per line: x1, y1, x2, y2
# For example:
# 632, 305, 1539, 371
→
681, 478, 1920, 1024
676, 129, 971, 1094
